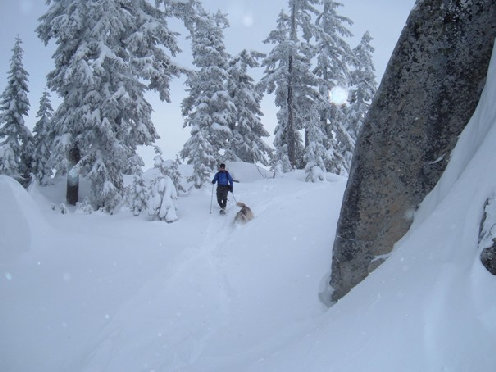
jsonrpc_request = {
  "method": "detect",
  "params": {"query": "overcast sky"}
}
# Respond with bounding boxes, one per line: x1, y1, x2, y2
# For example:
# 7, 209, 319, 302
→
0, 0, 415, 166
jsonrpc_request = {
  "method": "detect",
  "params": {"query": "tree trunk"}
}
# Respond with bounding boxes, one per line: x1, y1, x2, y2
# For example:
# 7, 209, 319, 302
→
286, 3, 298, 168
66, 145, 80, 205
287, 55, 295, 168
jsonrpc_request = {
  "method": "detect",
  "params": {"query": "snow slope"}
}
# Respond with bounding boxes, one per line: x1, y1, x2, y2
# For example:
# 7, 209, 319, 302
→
242, 42, 496, 372
0, 167, 346, 372
1, 44, 495, 372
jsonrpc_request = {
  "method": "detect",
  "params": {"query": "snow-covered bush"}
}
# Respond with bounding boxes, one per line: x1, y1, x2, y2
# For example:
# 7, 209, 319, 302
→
0, 144, 16, 176
76, 198, 94, 215
147, 175, 178, 223
161, 156, 189, 194
125, 155, 182, 222
305, 164, 326, 182
126, 174, 149, 216
304, 106, 327, 182
271, 145, 292, 177
51, 202, 68, 214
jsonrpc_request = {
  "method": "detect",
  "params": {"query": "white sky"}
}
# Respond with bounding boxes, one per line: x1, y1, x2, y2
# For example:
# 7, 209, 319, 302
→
0, 0, 415, 166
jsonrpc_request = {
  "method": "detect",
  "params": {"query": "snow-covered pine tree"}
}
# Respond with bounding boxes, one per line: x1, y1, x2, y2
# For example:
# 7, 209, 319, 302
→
127, 173, 148, 216
313, 0, 354, 174
163, 156, 188, 194
228, 50, 272, 165
148, 175, 178, 223
154, 147, 188, 193
332, 103, 354, 173
156, 0, 202, 33
261, 0, 319, 170
347, 31, 377, 148
262, 10, 294, 174
32, 89, 55, 185
181, 10, 235, 187
37, 0, 182, 212
304, 104, 327, 182
147, 154, 178, 223
0, 37, 32, 186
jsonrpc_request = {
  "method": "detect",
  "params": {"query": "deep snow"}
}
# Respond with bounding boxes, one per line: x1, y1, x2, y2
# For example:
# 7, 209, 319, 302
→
0, 166, 346, 372
1, 44, 496, 372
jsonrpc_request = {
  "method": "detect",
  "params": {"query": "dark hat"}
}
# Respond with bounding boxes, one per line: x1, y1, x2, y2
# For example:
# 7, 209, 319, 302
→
219, 163, 226, 169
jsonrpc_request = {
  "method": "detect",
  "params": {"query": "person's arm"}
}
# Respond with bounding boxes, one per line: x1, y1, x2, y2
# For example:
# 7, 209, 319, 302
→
212, 172, 218, 184
228, 173, 234, 192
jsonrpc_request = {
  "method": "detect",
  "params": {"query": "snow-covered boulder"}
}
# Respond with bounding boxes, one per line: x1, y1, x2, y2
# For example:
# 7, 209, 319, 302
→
147, 175, 178, 223
328, 0, 496, 302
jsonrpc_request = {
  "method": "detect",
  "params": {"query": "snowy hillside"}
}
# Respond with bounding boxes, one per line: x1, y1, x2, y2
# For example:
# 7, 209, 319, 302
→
0, 165, 347, 372
247, 43, 496, 371
1, 45, 496, 372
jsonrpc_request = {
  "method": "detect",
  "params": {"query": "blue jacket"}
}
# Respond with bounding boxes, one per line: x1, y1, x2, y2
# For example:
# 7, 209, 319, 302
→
212, 170, 233, 187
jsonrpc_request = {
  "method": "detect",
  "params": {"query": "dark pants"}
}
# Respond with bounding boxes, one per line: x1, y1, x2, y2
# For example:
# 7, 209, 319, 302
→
216, 185, 229, 208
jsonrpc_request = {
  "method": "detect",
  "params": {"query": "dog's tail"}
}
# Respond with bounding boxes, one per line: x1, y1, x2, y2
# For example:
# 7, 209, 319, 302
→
236, 202, 246, 208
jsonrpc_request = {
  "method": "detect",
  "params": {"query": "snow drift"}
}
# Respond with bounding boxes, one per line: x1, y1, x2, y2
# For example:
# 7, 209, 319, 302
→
0, 175, 47, 261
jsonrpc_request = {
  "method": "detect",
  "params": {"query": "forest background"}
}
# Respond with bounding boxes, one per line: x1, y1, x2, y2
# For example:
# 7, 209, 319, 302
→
0, 0, 414, 168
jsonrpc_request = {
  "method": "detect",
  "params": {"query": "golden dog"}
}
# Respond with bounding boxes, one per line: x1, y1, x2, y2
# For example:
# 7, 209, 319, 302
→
234, 202, 254, 224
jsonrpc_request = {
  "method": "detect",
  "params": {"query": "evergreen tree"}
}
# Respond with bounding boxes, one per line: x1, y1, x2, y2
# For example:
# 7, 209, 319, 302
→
156, 0, 203, 33
127, 173, 148, 216
304, 104, 327, 181
147, 154, 178, 223
331, 104, 354, 173
153, 149, 188, 193
347, 31, 377, 145
313, 0, 353, 174
261, 10, 293, 173
314, 0, 353, 92
228, 50, 271, 165
32, 89, 55, 185
162, 156, 188, 194
0, 37, 32, 185
181, 10, 235, 187
261, 1, 318, 170
333, 32, 377, 173
37, 0, 182, 211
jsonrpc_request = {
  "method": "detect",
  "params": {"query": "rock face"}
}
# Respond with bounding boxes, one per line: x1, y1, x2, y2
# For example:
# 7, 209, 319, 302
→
479, 197, 496, 276
329, 0, 496, 302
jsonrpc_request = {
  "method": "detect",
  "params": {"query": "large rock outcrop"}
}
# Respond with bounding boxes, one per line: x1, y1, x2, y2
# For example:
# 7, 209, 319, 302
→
328, 0, 496, 302
479, 197, 496, 276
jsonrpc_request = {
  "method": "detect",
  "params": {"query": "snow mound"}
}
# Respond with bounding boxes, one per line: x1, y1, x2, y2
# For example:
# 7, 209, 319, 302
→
224, 162, 273, 182
0, 176, 40, 260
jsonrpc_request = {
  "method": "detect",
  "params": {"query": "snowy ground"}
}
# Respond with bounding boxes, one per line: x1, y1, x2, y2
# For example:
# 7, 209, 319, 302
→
2, 43, 496, 372
0, 166, 347, 372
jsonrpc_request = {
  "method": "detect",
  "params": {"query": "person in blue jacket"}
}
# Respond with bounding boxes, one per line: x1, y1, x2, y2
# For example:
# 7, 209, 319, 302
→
212, 163, 234, 212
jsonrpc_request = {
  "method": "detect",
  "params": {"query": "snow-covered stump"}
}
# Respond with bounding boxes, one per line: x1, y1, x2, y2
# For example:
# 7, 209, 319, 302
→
147, 175, 178, 223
